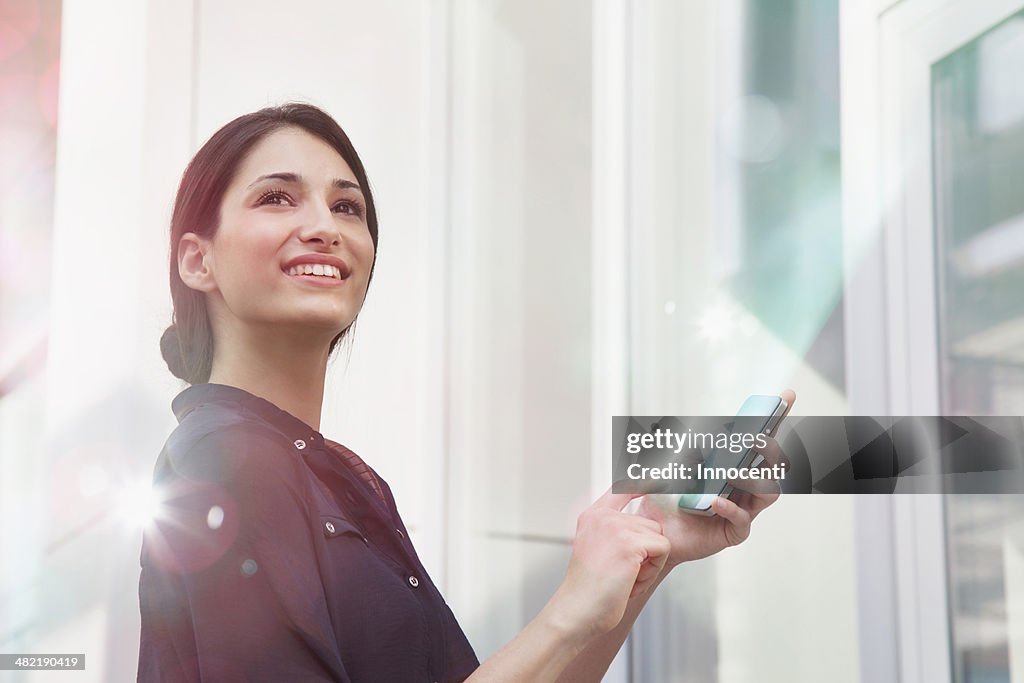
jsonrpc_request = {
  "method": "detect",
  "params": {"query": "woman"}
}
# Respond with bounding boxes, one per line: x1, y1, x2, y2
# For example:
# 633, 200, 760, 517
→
138, 101, 792, 682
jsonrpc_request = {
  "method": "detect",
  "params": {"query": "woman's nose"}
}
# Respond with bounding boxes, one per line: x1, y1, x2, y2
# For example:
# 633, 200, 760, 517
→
298, 202, 341, 245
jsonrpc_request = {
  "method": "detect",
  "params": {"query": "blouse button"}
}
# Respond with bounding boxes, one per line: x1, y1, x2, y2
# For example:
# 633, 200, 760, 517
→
408, 576, 419, 587
396, 528, 404, 538
294, 439, 306, 450
324, 521, 336, 534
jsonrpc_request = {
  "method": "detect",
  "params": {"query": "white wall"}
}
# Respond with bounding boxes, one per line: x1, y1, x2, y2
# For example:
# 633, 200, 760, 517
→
191, 0, 446, 577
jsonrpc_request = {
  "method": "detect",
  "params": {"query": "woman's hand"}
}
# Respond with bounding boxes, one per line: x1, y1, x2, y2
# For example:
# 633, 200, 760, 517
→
547, 487, 672, 641
635, 389, 795, 569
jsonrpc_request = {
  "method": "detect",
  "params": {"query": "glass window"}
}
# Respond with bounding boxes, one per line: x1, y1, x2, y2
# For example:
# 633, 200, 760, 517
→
932, 10, 1024, 682
628, 1, 855, 681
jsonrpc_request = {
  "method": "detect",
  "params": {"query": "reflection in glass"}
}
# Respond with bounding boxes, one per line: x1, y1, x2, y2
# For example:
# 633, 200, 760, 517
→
932, 11, 1024, 683
932, 10, 1024, 417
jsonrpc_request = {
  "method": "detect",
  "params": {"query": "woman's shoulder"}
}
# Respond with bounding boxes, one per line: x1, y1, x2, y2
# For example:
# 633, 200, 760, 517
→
158, 403, 301, 486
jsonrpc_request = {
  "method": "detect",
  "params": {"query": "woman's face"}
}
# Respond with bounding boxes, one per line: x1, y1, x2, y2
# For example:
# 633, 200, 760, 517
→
194, 127, 375, 347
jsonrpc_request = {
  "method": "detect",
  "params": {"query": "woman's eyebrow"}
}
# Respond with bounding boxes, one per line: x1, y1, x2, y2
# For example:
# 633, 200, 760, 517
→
247, 171, 362, 193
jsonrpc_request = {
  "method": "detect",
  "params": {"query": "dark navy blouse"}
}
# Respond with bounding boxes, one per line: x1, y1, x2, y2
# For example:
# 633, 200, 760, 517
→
137, 383, 479, 682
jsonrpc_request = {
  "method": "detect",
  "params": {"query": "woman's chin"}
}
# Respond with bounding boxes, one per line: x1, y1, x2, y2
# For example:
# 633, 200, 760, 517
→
273, 313, 352, 338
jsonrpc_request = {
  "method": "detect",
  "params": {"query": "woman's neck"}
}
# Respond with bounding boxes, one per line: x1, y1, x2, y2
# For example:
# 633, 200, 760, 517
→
208, 326, 331, 432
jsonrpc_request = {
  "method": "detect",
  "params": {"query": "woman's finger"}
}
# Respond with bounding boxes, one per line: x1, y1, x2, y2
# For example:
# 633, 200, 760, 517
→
727, 484, 780, 520
711, 496, 752, 544
750, 435, 792, 481
727, 489, 752, 511
750, 435, 782, 465
770, 389, 796, 437
629, 532, 671, 598
593, 485, 649, 512
726, 475, 783, 497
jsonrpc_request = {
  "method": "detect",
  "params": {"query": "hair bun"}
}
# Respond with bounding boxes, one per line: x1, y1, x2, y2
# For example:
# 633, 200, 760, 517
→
160, 324, 189, 381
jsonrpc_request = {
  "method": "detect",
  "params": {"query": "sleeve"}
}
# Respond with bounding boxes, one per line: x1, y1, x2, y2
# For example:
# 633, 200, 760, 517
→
140, 424, 349, 682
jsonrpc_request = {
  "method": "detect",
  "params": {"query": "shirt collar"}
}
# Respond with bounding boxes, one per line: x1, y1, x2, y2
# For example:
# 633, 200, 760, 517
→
172, 382, 324, 447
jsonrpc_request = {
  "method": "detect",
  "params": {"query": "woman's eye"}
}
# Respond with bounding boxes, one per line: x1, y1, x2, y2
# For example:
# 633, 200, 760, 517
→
257, 189, 362, 218
334, 201, 364, 218
258, 190, 291, 206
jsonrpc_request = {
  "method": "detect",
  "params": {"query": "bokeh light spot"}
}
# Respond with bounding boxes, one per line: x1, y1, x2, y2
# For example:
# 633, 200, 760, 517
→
206, 505, 224, 530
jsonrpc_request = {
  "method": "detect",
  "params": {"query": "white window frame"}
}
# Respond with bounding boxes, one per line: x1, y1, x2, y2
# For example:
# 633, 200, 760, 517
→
842, 1, 1024, 682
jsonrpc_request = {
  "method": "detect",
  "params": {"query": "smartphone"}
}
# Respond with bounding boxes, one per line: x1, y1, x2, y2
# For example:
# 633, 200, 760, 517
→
677, 395, 788, 515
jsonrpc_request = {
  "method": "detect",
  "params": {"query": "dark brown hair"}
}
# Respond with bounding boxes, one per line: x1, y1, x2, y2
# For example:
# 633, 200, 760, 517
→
159, 102, 378, 384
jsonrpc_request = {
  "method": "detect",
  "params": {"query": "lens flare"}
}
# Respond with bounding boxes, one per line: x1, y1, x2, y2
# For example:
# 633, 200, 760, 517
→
117, 481, 163, 530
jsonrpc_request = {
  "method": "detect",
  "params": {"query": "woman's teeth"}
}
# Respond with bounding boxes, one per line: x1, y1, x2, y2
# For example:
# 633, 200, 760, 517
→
287, 264, 342, 279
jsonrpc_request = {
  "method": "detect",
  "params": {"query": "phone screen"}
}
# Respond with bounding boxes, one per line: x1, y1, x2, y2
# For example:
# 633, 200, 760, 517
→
677, 395, 787, 513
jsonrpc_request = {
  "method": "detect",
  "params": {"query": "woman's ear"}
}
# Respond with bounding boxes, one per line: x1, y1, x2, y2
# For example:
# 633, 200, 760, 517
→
178, 233, 217, 292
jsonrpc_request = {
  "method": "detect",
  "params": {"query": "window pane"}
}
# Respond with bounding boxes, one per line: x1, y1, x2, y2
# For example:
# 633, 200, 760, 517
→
932, 10, 1024, 417
932, 11, 1024, 683
629, 1, 855, 681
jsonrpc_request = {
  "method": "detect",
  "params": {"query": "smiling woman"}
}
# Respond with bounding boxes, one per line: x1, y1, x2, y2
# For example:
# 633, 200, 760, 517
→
139, 101, 779, 683
158, 105, 379, 389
